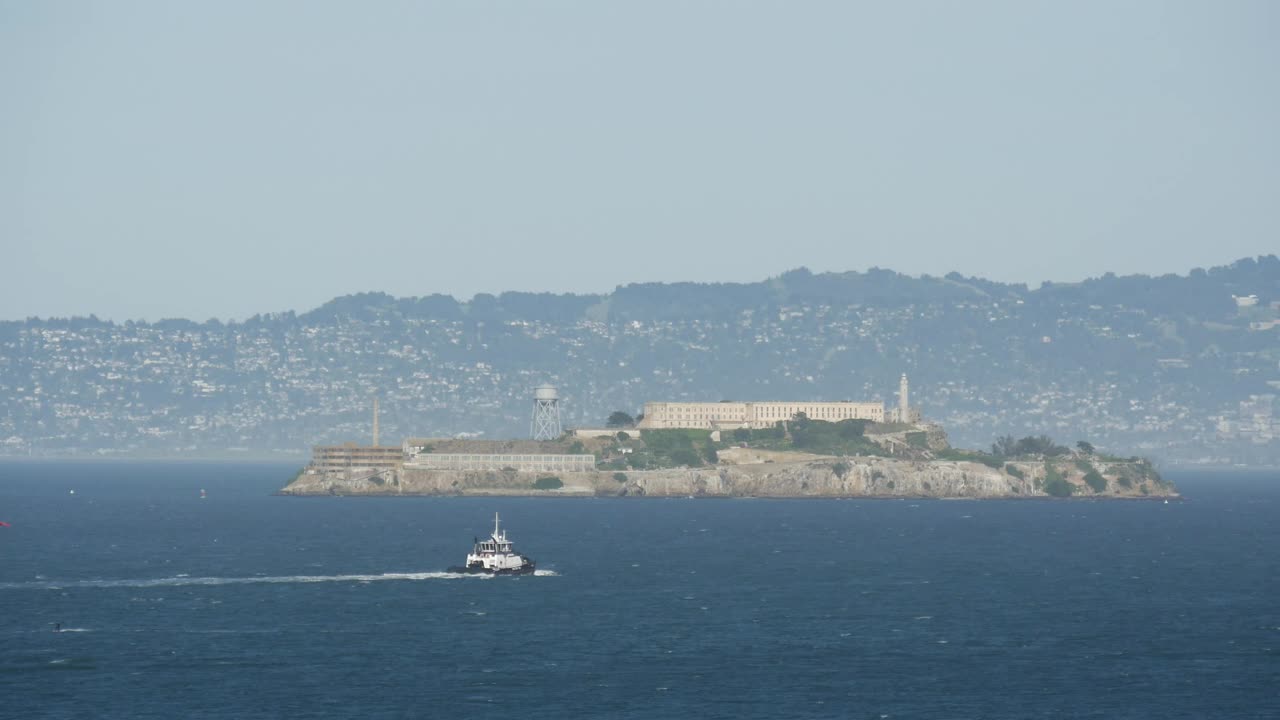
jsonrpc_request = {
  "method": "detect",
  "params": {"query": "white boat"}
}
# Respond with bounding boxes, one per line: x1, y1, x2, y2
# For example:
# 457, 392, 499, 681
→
448, 513, 536, 575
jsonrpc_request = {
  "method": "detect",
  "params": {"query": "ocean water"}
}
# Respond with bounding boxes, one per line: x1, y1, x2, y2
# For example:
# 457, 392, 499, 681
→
0, 462, 1276, 719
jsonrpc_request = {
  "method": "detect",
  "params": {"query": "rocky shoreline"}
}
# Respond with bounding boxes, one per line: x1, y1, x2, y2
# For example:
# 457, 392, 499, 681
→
279, 455, 1177, 500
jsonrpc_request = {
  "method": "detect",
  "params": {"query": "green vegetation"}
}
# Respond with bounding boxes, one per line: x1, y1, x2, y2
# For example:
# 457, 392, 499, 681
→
1100, 457, 1162, 491
621, 417, 885, 467
1133, 459, 1163, 485
788, 413, 857, 449
976, 454, 1004, 469
948, 434, 1164, 496
615, 431, 631, 442
532, 476, 563, 490
630, 417, 890, 470
606, 411, 635, 428
937, 448, 1003, 468
1111, 458, 1172, 486
1043, 462, 1074, 497
606, 424, 1163, 499
1083, 469, 1108, 493
1044, 477, 1074, 497
641, 429, 701, 454
670, 448, 703, 467
568, 440, 586, 455
1073, 459, 1106, 492
992, 434, 1070, 457
633, 429, 720, 469
739, 415, 883, 456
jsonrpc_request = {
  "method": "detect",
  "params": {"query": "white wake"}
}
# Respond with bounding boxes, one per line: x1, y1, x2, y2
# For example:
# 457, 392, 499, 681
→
0, 571, 500, 591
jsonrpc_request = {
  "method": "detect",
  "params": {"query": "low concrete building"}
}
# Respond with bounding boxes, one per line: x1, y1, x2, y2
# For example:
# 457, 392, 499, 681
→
406, 453, 596, 472
310, 443, 404, 472
572, 427, 632, 439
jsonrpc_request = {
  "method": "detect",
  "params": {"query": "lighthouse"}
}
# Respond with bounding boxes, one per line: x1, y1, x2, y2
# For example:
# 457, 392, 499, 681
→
899, 373, 909, 421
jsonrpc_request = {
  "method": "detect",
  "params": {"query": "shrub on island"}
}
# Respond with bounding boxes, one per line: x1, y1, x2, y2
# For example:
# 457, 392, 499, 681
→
1083, 469, 1107, 493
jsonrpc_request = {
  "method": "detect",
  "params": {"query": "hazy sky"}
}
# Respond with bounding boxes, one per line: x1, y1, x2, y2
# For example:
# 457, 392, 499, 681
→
3, 1, 1277, 321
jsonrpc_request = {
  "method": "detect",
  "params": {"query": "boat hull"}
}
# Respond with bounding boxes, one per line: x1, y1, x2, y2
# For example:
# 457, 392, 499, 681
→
447, 563, 536, 576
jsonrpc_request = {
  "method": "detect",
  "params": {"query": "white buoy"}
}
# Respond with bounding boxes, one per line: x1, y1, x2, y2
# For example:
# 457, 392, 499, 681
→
69, 489, 75, 495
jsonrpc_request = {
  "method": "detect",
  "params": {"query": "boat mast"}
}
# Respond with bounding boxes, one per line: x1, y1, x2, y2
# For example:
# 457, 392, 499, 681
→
493, 512, 501, 540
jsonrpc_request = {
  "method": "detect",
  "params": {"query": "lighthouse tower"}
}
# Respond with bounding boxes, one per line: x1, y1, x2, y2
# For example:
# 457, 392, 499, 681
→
899, 374, 909, 421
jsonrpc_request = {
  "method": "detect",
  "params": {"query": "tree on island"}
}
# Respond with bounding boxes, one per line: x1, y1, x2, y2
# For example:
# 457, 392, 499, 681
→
992, 434, 1070, 458
1076, 440, 1095, 455
607, 411, 635, 428
992, 435, 1019, 456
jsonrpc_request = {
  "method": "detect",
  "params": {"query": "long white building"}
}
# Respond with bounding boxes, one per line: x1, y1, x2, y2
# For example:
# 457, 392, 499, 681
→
406, 453, 596, 473
637, 400, 884, 430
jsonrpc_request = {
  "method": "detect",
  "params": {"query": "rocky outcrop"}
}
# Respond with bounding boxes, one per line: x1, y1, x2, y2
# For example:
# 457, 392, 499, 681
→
279, 456, 1177, 499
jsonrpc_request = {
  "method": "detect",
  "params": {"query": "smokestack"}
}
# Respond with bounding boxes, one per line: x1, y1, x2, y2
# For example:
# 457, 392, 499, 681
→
373, 395, 380, 447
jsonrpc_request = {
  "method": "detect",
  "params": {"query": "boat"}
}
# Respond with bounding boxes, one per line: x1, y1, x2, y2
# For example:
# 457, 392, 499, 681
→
447, 513, 536, 575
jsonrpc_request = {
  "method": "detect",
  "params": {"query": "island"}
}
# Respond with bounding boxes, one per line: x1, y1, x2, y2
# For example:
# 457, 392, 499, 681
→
279, 418, 1177, 500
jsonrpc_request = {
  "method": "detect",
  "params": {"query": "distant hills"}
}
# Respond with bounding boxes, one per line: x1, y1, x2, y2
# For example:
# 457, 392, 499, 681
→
2, 256, 1277, 465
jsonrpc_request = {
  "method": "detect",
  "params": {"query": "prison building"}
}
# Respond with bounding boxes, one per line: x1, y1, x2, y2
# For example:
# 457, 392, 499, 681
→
637, 401, 884, 430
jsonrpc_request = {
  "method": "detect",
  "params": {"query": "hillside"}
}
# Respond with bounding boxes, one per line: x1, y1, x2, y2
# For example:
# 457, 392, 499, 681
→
2, 256, 1277, 464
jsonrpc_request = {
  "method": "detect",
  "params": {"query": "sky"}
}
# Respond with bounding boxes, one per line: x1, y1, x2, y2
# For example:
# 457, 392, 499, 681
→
2, 1, 1277, 322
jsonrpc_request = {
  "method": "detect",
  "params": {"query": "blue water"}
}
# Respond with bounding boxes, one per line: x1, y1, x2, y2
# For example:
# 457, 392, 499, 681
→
1, 462, 1277, 719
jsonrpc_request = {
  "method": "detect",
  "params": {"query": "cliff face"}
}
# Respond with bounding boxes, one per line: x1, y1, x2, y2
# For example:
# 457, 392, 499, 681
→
279, 457, 1177, 499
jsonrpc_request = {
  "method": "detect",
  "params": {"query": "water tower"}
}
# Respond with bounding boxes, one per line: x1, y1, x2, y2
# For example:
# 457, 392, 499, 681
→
531, 384, 562, 440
